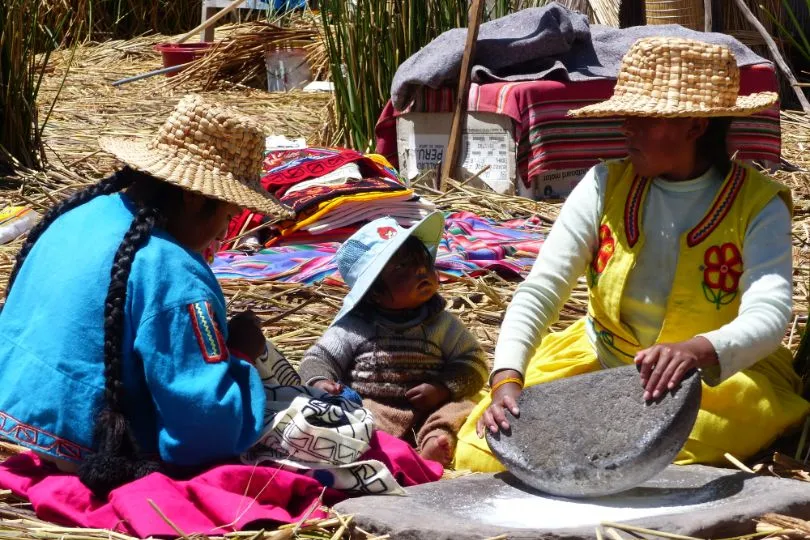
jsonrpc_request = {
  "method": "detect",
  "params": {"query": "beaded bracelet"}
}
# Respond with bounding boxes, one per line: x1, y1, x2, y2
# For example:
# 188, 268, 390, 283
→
490, 377, 523, 394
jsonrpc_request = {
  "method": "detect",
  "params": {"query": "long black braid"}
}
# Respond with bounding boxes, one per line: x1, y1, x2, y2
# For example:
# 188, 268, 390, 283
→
5, 167, 172, 498
78, 205, 162, 498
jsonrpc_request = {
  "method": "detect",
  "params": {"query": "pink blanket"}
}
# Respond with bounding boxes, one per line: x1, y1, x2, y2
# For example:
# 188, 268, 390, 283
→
0, 432, 442, 537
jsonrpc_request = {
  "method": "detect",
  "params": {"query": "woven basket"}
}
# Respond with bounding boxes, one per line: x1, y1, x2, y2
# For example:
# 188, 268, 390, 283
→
644, 0, 704, 30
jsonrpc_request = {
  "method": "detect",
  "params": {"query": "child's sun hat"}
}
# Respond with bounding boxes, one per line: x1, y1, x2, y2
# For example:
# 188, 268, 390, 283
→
332, 212, 445, 325
569, 37, 778, 118
99, 94, 293, 219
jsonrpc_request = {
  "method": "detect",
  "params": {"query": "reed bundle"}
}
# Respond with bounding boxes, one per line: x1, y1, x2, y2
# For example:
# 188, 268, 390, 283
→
169, 21, 326, 91
0, 0, 66, 172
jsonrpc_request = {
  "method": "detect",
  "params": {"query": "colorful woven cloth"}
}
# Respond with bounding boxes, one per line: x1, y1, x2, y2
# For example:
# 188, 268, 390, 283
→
212, 211, 546, 283
225, 148, 418, 248
375, 64, 781, 193
262, 148, 400, 198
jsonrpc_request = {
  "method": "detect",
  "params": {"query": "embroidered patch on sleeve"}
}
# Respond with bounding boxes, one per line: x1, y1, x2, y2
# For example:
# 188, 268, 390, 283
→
188, 301, 228, 363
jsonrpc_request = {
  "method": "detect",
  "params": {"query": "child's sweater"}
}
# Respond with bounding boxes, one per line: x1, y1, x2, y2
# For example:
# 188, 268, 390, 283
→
299, 296, 488, 401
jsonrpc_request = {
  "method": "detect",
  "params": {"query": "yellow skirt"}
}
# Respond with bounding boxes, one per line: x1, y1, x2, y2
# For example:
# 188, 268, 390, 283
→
454, 318, 810, 472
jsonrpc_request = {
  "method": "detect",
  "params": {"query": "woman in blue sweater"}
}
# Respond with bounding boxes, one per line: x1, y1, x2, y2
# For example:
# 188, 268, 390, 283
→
0, 95, 291, 497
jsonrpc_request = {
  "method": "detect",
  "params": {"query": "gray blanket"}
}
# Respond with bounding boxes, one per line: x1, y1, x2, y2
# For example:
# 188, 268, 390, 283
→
390, 2, 770, 110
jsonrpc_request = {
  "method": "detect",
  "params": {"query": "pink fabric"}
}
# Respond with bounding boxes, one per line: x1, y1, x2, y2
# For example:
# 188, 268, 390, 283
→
0, 431, 442, 537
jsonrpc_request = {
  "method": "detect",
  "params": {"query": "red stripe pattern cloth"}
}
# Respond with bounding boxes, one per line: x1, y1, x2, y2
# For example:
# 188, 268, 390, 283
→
375, 63, 781, 192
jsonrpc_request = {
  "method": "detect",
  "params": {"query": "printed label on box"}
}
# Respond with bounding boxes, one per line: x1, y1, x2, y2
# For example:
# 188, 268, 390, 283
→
531, 168, 590, 200
397, 113, 516, 194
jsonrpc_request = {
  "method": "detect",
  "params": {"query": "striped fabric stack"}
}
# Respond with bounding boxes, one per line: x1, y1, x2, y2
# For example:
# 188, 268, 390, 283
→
224, 147, 435, 248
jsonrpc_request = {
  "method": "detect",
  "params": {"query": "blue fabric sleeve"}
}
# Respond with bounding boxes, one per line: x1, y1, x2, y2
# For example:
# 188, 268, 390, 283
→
133, 299, 266, 466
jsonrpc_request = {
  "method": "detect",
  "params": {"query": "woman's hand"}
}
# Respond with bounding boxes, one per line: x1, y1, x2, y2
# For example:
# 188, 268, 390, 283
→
635, 336, 718, 401
227, 310, 266, 361
476, 369, 523, 437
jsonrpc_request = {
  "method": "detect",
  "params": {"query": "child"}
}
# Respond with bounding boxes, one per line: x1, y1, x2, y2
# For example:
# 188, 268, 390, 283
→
299, 213, 488, 466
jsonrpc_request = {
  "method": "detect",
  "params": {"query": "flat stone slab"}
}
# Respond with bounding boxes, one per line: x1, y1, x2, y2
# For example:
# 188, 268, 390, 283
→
335, 465, 810, 540
487, 364, 702, 497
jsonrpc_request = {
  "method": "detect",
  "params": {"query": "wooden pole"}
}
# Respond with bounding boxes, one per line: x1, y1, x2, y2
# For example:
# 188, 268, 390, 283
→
731, 0, 810, 114
438, 0, 485, 192
177, 0, 247, 44
111, 62, 193, 86
703, 0, 712, 32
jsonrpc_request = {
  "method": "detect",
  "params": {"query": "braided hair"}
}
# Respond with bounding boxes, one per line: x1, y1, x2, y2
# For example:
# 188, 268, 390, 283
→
6, 167, 172, 497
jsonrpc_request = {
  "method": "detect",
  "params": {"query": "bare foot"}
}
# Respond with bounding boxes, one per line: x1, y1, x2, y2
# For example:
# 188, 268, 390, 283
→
420, 434, 454, 467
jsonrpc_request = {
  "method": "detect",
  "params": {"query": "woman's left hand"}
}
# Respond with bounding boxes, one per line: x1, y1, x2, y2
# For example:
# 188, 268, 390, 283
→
634, 337, 718, 401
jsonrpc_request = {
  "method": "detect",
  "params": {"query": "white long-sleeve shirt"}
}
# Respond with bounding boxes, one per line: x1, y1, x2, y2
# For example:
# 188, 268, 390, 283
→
492, 163, 793, 385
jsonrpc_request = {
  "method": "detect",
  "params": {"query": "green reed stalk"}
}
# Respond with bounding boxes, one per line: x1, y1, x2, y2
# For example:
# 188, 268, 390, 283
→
320, 0, 484, 151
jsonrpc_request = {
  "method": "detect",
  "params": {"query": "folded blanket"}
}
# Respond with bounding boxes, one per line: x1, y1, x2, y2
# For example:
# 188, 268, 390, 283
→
391, 2, 770, 109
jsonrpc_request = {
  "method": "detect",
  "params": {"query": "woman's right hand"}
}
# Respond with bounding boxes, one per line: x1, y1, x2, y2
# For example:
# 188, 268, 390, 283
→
476, 369, 523, 437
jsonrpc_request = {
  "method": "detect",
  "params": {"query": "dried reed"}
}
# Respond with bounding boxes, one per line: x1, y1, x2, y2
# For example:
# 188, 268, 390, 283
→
168, 21, 326, 91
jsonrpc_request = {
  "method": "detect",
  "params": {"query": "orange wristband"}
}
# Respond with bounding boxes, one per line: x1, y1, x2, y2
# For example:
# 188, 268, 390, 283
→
490, 377, 523, 394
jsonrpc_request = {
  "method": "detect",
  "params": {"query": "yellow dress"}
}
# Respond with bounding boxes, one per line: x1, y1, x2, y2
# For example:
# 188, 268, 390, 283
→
454, 160, 810, 472
455, 319, 809, 471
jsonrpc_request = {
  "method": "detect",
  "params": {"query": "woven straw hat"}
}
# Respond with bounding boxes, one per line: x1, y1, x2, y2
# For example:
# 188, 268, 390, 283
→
99, 94, 292, 219
569, 37, 778, 118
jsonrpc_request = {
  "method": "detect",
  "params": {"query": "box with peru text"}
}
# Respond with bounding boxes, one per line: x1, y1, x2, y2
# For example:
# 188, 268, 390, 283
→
395, 112, 587, 200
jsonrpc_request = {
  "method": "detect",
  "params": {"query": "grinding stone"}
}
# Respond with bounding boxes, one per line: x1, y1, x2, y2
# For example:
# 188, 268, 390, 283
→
486, 364, 702, 498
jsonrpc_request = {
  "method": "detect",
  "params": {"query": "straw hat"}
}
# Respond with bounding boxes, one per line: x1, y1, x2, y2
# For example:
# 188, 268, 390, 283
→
569, 37, 778, 118
99, 94, 292, 219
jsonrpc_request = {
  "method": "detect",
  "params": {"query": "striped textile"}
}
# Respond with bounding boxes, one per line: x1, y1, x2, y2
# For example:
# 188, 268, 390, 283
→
375, 63, 781, 194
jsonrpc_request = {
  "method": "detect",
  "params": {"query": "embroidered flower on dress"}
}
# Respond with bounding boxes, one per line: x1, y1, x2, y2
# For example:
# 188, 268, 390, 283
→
701, 242, 743, 309
589, 224, 615, 286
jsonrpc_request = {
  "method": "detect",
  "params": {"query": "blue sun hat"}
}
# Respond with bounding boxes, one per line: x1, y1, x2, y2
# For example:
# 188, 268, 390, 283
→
332, 211, 444, 325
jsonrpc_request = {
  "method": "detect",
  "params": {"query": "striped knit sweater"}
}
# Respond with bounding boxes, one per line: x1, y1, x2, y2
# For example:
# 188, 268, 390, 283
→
299, 296, 488, 401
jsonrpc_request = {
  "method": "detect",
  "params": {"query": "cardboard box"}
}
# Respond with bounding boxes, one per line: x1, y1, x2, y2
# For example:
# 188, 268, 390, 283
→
396, 112, 517, 194
530, 167, 590, 200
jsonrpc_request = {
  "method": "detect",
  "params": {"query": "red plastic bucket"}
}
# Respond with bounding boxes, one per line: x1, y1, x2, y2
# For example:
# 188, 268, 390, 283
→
154, 42, 213, 77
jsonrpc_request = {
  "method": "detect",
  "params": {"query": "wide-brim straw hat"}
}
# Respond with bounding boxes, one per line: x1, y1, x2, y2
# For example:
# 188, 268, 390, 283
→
569, 37, 778, 118
99, 94, 293, 219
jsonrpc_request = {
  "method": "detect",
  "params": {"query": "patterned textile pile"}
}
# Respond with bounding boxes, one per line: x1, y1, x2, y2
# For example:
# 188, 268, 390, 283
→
224, 147, 436, 248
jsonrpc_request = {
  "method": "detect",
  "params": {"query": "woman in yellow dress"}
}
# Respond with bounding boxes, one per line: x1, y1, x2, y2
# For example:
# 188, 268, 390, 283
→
454, 37, 810, 472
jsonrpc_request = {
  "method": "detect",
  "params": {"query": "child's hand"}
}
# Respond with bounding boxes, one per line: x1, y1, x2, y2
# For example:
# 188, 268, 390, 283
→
227, 310, 265, 361
313, 379, 344, 395
406, 382, 450, 412
635, 336, 718, 401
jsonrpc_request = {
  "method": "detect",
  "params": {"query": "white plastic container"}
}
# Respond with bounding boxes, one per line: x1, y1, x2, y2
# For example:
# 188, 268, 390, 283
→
0, 206, 39, 244
265, 47, 311, 92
